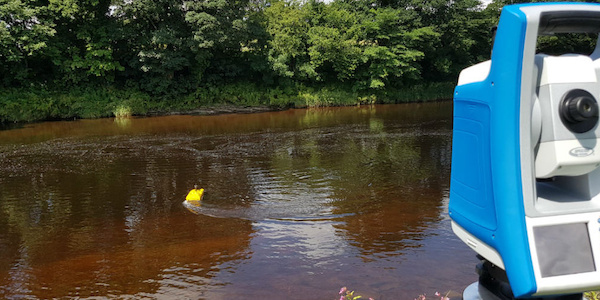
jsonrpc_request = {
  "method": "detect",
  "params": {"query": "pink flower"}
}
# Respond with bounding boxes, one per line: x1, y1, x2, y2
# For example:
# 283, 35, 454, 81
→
339, 287, 347, 295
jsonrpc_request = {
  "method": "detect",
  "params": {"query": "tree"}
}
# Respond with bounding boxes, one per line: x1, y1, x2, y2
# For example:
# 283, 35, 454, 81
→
406, 0, 493, 82
305, 0, 363, 82
115, 0, 196, 94
185, 0, 253, 83
0, 0, 55, 85
263, 0, 439, 91
355, 6, 439, 89
45, 0, 124, 85
264, 0, 312, 81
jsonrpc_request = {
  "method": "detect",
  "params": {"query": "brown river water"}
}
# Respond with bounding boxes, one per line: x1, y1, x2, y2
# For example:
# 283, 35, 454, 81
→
0, 103, 476, 299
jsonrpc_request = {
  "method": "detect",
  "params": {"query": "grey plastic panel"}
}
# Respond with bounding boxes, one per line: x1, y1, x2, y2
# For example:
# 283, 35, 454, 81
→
534, 223, 595, 277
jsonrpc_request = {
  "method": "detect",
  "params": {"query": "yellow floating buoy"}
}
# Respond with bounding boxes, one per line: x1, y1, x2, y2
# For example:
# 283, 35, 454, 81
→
186, 187, 204, 201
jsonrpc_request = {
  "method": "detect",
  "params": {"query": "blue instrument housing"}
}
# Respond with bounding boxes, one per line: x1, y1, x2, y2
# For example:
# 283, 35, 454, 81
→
450, 2, 600, 298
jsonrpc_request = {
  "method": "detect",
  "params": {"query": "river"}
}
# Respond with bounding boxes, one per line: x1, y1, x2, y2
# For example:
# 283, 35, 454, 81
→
0, 102, 476, 299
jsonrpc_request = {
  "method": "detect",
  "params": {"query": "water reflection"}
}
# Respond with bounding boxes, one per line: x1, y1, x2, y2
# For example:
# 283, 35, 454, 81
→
0, 103, 475, 299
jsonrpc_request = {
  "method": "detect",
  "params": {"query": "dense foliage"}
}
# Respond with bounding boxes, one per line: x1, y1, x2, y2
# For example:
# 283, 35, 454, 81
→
0, 0, 598, 122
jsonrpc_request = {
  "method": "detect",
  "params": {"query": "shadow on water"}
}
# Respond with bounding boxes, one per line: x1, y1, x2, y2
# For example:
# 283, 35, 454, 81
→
0, 122, 25, 132
0, 103, 476, 299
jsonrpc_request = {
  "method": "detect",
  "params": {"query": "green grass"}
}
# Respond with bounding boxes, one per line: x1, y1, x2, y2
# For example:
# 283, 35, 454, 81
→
0, 87, 152, 122
381, 82, 455, 104
0, 82, 454, 123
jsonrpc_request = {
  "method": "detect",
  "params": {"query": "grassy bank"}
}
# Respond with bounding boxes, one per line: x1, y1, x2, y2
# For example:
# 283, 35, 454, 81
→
0, 82, 454, 123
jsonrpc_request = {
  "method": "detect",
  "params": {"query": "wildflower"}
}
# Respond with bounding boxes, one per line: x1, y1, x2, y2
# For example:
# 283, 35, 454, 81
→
339, 287, 347, 295
415, 294, 426, 300
435, 291, 450, 300
337, 286, 374, 300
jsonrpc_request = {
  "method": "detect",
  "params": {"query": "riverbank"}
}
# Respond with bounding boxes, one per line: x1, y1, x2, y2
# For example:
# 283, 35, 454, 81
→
0, 82, 454, 123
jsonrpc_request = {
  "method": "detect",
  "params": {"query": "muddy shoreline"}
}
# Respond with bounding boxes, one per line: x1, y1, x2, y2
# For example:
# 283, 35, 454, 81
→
146, 105, 284, 117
